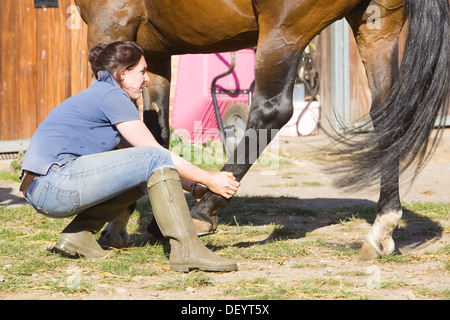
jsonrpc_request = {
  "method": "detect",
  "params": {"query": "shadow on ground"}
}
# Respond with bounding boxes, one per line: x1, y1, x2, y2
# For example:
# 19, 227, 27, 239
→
132, 195, 444, 256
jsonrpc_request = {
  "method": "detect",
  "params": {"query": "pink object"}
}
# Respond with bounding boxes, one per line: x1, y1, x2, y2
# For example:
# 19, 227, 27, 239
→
171, 49, 320, 143
171, 49, 255, 143
278, 100, 320, 137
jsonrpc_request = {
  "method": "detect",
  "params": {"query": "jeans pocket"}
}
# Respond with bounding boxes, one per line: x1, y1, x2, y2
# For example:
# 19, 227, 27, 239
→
36, 181, 80, 218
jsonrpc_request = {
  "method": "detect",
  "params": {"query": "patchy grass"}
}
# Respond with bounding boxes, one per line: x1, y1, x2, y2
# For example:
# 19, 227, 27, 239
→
0, 154, 23, 183
0, 198, 448, 300
0, 170, 21, 183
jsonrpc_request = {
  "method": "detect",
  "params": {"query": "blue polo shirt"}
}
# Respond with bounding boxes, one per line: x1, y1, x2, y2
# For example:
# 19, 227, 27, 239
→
21, 71, 141, 176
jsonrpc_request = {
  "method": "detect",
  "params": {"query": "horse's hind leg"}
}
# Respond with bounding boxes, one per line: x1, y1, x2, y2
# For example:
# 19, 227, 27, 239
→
345, 1, 405, 259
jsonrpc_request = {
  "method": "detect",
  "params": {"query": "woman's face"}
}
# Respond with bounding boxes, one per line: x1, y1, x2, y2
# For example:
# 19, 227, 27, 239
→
119, 56, 150, 100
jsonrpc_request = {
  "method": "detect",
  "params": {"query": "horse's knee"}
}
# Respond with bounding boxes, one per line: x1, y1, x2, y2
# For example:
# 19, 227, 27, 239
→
249, 97, 293, 130
276, 103, 294, 128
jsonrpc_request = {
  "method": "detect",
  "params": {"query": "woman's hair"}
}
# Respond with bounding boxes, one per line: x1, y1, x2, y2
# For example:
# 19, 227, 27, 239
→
88, 41, 144, 80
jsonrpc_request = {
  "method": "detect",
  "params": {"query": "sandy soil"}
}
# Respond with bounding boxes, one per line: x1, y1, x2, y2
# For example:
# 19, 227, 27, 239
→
0, 130, 448, 301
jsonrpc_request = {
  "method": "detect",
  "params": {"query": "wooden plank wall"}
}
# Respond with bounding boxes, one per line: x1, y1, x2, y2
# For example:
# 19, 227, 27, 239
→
348, 34, 372, 123
0, 0, 90, 142
316, 26, 372, 132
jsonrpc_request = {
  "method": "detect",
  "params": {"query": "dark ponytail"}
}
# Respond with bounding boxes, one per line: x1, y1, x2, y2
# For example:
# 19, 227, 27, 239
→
88, 41, 144, 81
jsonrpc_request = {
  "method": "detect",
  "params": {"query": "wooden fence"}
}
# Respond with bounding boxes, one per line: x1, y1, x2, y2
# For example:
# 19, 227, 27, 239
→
0, 0, 90, 143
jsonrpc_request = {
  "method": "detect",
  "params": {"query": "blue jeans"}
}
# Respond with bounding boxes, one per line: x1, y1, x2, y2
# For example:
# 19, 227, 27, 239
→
25, 147, 175, 218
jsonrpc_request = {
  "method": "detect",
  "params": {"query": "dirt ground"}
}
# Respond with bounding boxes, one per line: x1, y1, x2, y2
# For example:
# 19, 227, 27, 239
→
0, 129, 449, 301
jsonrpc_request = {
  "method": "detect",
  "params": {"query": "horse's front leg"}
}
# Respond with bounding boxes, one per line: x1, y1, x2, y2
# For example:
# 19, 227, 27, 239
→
190, 39, 306, 233
189, 126, 282, 233
98, 203, 136, 249
93, 188, 145, 249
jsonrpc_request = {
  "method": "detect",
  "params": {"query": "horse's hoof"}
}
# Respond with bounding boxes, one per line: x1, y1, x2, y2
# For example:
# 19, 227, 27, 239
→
381, 237, 395, 256
193, 215, 218, 236
142, 230, 166, 244
144, 214, 219, 241
98, 230, 130, 249
358, 241, 381, 260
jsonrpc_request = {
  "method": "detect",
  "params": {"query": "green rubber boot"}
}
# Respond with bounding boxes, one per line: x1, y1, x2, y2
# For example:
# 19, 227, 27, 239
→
147, 167, 237, 272
53, 187, 144, 259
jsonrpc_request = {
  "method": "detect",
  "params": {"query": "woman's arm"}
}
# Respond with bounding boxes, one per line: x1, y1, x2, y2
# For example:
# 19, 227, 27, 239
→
115, 120, 240, 198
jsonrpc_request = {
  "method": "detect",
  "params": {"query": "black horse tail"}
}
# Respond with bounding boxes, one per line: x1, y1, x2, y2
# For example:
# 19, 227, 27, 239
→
330, 0, 449, 190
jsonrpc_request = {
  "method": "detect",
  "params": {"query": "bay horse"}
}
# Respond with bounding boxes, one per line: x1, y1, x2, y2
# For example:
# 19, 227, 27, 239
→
74, 0, 449, 259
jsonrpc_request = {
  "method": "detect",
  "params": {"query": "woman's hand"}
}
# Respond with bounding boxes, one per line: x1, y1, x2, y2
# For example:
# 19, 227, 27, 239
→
204, 171, 240, 199
116, 120, 240, 198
